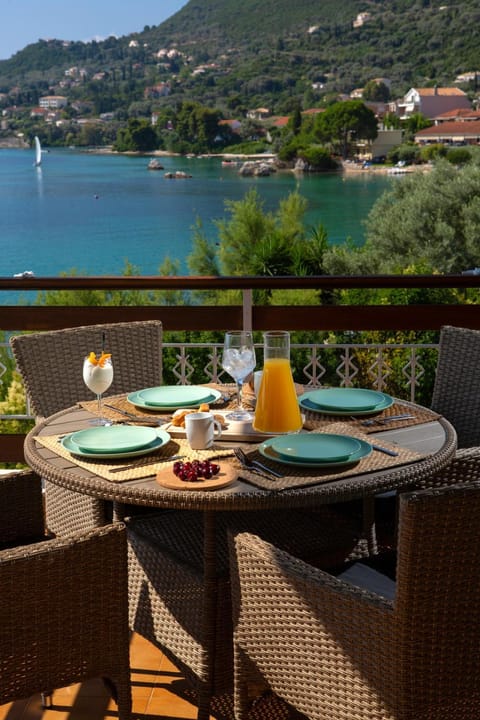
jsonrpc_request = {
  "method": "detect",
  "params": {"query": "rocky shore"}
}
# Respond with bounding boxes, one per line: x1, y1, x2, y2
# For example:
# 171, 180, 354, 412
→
0, 136, 29, 149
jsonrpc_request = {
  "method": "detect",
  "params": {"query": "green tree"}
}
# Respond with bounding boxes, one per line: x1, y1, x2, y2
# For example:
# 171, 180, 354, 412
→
175, 101, 223, 151
314, 100, 378, 158
114, 118, 158, 151
403, 112, 431, 140
351, 157, 480, 274
363, 80, 390, 102
187, 188, 330, 282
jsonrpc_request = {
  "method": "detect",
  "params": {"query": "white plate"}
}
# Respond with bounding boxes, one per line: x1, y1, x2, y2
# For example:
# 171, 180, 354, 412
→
61, 428, 171, 459
270, 433, 361, 463
299, 390, 393, 416
127, 388, 222, 411
259, 436, 372, 468
70, 425, 158, 453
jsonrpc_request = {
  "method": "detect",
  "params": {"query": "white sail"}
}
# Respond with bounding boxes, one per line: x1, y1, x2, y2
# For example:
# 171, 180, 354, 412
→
34, 136, 42, 166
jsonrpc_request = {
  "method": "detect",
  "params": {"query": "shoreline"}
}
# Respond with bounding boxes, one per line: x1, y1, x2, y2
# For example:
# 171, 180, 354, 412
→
89, 147, 433, 174
2, 142, 433, 175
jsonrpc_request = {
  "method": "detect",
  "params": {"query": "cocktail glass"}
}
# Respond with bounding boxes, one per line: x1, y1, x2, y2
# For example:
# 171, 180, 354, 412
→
83, 353, 113, 425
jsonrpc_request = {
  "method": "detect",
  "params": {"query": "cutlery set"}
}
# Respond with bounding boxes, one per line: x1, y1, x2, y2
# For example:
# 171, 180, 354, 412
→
234, 448, 284, 479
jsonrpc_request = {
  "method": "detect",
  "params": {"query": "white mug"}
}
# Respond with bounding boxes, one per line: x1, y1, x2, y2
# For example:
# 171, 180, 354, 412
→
253, 370, 264, 397
185, 412, 222, 450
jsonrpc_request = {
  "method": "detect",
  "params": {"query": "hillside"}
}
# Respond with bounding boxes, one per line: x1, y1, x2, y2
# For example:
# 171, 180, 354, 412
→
0, 0, 478, 114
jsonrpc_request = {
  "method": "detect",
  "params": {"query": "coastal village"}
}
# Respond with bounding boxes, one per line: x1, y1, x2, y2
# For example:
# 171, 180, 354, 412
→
0, 22, 479, 167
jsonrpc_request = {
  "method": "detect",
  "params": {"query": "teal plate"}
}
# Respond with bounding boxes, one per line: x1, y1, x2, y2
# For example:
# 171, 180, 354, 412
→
70, 425, 158, 453
62, 429, 171, 459
259, 436, 372, 468
270, 433, 361, 463
138, 385, 214, 407
299, 390, 393, 416
127, 388, 221, 411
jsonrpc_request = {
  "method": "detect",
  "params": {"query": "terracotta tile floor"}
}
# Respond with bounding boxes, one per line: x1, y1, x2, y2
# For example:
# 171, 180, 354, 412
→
0, 633, 215, 720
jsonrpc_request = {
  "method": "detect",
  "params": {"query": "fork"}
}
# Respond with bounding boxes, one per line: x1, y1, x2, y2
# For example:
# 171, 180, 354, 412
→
234, 447, 284, 478
361, 414, 415, 426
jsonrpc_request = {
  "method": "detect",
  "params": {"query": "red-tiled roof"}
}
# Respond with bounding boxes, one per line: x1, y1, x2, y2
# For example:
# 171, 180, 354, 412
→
434, 108, 480, 120
416, 87, 467, 96
416, 120, 480, 136
272, 116, 290, 127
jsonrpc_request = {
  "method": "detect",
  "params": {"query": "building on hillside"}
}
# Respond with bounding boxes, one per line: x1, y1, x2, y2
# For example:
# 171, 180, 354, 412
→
350, 88, 364, 99
370, 129, 403, 159
414, 120, 480, 145
246, 108, 270, 120
144, 82, 170, 99
395, 87, 471, 120
39, 95, 67, 110
353, 12, 371, 28
454, 71, 479, 84
218, 118, 242, 133
30, 107, 49, 119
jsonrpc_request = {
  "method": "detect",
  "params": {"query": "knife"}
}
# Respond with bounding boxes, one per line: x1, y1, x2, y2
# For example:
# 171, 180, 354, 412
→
371, 444, 399, 457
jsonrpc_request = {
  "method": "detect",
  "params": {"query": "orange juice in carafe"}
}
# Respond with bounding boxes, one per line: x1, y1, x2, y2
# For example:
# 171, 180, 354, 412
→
253, 331, 302, 434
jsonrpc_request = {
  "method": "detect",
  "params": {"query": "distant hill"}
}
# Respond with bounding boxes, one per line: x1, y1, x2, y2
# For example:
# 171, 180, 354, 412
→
0, 0, 478, 112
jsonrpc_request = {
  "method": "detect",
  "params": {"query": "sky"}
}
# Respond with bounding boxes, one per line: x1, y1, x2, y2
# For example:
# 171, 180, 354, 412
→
0, 0, 189, 60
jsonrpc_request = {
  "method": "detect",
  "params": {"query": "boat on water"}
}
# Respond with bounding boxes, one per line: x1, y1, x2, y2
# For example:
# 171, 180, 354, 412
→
13, 270, 35, 278
147, 158, 164, 170
34, 136, 42, 167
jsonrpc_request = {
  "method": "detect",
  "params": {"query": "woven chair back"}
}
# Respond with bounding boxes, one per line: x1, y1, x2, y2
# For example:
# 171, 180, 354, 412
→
11, 320, 162, 418
431, 325, 480, 447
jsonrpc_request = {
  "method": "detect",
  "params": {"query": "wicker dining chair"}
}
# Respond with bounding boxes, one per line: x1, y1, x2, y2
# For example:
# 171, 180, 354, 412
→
431, 324, 480, 448
10, 320, 163, 535
0, 470, 131, 718
127, 504, 363, 720
230, 480, 480, 720
374, 323, 480, 547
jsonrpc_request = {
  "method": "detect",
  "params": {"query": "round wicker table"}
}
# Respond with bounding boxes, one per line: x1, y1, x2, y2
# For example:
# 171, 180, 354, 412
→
24, 402, 457, 720
25, 403, 456, 513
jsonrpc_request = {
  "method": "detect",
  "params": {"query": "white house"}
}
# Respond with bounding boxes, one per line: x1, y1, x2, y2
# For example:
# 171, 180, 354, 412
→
39, 95, 68, 110
395, 87, 471, 120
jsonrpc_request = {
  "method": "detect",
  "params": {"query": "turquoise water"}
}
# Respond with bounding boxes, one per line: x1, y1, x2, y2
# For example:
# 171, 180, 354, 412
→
0, 148, 393, 278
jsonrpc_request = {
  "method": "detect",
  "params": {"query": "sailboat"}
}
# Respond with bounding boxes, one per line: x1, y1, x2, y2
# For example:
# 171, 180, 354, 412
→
34, 136, 42, 167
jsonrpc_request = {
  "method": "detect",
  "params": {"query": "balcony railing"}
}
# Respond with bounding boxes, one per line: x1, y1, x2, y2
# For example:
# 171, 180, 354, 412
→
2, 273, 479, 462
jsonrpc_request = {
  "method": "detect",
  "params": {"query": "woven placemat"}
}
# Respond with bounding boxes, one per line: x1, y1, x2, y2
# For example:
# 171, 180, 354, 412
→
303, 401, 440, 433
36, 434, 237, 483
232, 421, 426, 491
79, 384, 238, 424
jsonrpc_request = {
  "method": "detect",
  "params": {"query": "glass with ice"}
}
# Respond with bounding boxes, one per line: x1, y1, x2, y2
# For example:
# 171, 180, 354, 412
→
83, 351, 113, 425
221, 331, 256, 421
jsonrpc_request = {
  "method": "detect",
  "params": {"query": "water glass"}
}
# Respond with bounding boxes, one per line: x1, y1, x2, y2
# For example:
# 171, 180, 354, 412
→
221, 331, 256, 421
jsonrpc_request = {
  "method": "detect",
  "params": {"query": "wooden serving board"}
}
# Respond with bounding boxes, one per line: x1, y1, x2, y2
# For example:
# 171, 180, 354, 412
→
155, 462, 238, 491
161, 409, 275, 443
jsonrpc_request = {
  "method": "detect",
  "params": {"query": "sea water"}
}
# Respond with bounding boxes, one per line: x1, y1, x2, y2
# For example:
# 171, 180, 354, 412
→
0, 148, 393, 279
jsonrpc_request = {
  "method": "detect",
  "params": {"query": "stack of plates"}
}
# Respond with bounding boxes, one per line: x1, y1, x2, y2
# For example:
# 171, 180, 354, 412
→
259, 433, 372, 468
298, 388, 393, 416
127, 385, 222, 411
61, 425, 171, 459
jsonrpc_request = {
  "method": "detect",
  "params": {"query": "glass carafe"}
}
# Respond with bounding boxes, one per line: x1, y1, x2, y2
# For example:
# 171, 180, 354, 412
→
253, 331, 302, 434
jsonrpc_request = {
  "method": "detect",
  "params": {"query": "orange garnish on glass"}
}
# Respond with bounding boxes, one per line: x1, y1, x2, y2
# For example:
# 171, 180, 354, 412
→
87, 351, 111, 367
